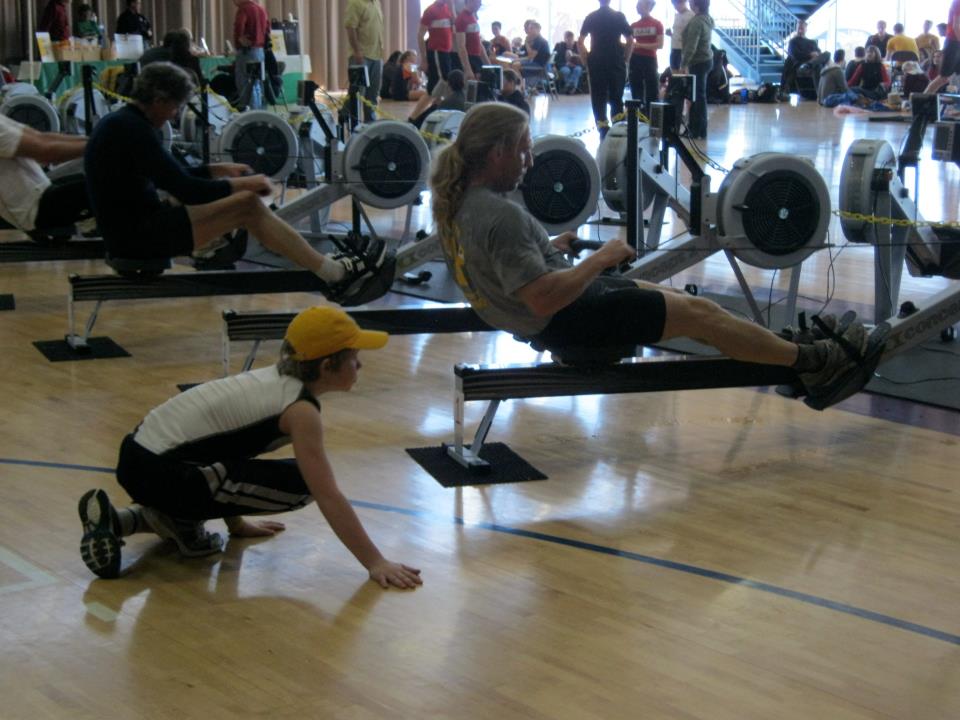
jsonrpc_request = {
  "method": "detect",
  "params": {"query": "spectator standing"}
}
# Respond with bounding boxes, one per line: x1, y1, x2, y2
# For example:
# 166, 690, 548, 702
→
668, 0, 695, 71
629, 0, 664, 111
455, 0, 486, 79
344, 0, 384, 122
867, 21, 891, 58
419, 0, 456, 94
116, 0, 153, 47
232, 0, 269, 110
578, 0, 635, 138
680, 0, 714, 139
916, 20, 941, 62
553, 31, 584, 94
926, 0, 960, 94
38, 0, 70, 42
885, 23, 920, 60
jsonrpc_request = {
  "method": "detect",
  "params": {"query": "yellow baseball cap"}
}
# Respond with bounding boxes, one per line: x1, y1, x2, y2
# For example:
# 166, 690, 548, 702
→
284, 306, 388, 360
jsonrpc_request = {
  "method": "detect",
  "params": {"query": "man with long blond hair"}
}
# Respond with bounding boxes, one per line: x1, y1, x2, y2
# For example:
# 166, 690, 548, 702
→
429, 103, 871, 399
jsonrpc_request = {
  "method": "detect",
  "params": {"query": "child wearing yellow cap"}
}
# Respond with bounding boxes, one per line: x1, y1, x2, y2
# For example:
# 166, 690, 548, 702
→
77, 306, 422, 589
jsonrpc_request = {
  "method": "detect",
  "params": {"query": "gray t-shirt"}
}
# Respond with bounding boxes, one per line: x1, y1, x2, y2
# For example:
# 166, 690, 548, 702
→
443, 186, 571, 336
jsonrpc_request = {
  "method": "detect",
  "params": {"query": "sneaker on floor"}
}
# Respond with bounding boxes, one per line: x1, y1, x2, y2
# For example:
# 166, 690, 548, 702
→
798, 320, 868, 393
78, 489, 123, 579
141, 507, 224, 558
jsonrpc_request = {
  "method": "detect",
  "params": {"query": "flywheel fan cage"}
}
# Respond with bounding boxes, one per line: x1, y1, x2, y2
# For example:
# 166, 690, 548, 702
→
718, 153, 830, 269
217, 111, 298, 181
513, 135, 600, 234
343, 121, 430, 209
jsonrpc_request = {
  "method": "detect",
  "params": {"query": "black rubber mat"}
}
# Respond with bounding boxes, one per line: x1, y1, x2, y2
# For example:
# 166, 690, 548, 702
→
0, 294, 13, 311
406, 443, 547, 487
33, 337, 130, 362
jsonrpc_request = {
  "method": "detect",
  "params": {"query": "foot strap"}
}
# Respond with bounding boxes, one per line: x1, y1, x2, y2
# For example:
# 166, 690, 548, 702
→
804, 323, 891, 411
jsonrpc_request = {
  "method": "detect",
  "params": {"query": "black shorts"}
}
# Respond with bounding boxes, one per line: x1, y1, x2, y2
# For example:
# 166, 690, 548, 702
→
941, 39, 960, 77
532, 275, 667, 351
109, 203, 194, 259
426, 50, 455, 93
117, 434, 312, 521
33, 175, 92, 231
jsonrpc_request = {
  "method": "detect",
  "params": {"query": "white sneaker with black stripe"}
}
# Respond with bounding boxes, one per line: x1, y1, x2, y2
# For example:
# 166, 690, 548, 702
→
141, 507, 224, 558
78, 489, 124, 579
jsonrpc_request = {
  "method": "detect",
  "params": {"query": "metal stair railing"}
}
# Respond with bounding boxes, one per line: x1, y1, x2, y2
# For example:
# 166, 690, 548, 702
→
710, 0, 799, 83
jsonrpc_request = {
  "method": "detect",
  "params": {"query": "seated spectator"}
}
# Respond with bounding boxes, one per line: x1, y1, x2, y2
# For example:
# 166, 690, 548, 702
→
926, 50, 944, 81
518, 22, 551, 90
498, 68, 530, 115
75, 4, 100, 42
391, 50, 427, 102
916, 20, 941, 62
781, 20, 828, 97
845, 46, 866, 82
553, 30, 583, 94
886, 23, 920, 61
847, 45, 890, 100
381, 51, 402, 99
408, 69, 466, 127
818, 50, 848, 104
900, 61, 929, 96
489, 21, 512, 57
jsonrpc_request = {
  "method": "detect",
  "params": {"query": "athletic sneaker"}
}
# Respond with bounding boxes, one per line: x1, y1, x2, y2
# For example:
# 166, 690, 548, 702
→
798, 320, 868, 393
781, 313, 837, 345
140, 507, 224, 558
78, 489, 123, 579
327, 235, 389, 302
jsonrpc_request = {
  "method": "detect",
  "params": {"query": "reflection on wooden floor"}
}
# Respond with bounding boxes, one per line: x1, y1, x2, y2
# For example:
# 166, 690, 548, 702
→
1, 97, 958, 719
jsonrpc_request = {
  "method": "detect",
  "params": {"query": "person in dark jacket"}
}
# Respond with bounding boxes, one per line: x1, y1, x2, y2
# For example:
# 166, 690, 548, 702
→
847, 45, 890, 100
116, 0, 153, 46
578, 0, 635, 138
84, 63, 385, 299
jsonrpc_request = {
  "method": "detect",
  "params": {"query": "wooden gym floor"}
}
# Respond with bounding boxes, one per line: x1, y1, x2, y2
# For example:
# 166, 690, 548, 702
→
1, 95, 959, 719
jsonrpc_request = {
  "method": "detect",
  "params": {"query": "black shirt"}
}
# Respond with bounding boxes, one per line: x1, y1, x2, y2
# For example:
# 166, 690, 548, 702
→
867, 33, 890, 57
500, 89, 530, 115
788, 35, 819, 63
84, 104, 230, 245
580, 6, 632, 65
527, 36, 551, 66
116, 10, 152, 43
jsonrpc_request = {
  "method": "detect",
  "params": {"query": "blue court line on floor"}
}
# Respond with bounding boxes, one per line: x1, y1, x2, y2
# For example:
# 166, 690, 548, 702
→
4, 456, 958, 647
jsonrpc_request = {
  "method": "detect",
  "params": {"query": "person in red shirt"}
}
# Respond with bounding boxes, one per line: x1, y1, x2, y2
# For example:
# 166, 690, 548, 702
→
38, 0, 70, 42
418, 0, 455, 93
629, 0, 665, 110
926, 0, 960, 93
455, 0, 485, 80
232, 0, 269, 109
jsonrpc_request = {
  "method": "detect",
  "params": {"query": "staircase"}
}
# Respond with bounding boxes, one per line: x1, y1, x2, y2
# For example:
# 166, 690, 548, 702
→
710, 0, 832, 85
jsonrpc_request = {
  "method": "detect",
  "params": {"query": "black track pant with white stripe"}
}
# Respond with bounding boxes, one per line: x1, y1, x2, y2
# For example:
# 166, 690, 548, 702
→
116, 434, 313, 521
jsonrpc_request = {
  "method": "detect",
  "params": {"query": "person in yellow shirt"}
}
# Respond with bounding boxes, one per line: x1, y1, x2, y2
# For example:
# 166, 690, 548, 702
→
344, 0, 385, 121
885, 23, 920, 60
915, 20, 941, 62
